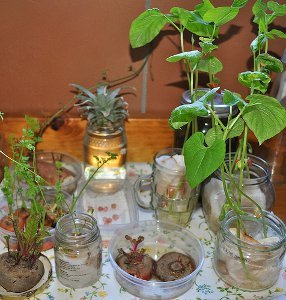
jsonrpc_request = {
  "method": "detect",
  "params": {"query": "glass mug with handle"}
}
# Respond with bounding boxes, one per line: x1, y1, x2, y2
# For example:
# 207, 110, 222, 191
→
134, 148, 199, 227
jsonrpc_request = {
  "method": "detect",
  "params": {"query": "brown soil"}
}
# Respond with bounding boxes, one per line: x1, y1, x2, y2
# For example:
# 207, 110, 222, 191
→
0, 253, 44, 293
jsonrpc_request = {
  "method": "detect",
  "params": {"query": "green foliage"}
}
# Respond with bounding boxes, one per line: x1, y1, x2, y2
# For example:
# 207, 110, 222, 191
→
0, 116, 49, 262
183, 132, 226, 188
243, 94, 286, 144
72, 83, 129, 128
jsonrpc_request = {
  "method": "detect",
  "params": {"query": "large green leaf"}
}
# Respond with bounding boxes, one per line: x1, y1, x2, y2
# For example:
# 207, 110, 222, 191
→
203, 7, 239, 26
166, 50, 203, 64
195, 0, 214, 17
243, 94, 286, 144
223, 89, 245, 106
198, 55, 223, 74
129, 9, 170, 48
238, 71, 271, 94
205, 126, 223, 146
252, 0, 267, 24
183, 11, 218, 37
169, 102, 209, 129
183, 132, 226, 188
256, 53, 284, 72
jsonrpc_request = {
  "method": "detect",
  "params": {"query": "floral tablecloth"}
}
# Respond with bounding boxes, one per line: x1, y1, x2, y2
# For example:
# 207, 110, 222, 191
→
0, 162, 285, 300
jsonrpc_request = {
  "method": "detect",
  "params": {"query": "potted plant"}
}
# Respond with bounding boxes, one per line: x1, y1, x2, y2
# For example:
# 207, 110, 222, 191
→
129, 0, 246, 225
130, 0, 286, 291
129, 0, 246, 146
0, 115, 52, 296
70, 82, 129, 194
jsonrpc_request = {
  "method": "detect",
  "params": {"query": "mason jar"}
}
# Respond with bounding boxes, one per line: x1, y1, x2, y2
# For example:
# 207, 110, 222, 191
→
202, 154, 275, 233
83, 122, 127, 194
54, 213, 102, 288
213, 208, 286, 291
174, 89, 238, 148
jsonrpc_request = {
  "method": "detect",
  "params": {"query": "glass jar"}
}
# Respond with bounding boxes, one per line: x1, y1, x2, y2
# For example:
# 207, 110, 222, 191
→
213, 208, 286, 291
54, 213, 102, 288
134, 148, 199, 227
202, 154, 275, 233
83, 122, 127, 194
174, 89, 238, 148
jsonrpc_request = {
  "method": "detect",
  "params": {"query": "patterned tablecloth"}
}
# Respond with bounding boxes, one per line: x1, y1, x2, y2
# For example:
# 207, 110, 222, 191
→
0, 162, 285, 300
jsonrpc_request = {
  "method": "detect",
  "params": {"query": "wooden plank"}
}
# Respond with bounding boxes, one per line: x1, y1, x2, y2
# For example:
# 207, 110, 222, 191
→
0, 117, 174, 162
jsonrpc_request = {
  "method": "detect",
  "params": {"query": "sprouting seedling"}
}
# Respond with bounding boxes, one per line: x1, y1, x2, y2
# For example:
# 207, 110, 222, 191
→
125, 235, 144, 252
118, 235, 146, 264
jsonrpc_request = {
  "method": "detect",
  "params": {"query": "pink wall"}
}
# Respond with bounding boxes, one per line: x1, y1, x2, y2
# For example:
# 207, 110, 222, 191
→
0, 0, 285, 118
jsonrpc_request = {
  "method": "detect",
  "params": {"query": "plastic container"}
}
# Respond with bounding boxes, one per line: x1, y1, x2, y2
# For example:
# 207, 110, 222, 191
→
35, 151, 83, 195
108, 220, 204, 300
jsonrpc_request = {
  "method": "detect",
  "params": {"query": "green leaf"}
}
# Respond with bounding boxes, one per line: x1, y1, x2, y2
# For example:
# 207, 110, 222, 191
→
250, 34, 267, 53
166, 50, 203, 65
203, 7, 239, 26
267, 1, 286, 16
169, 102, 209, 129
183, 11, 218, 37
232, 0, 249, 8
243, 94, 286, 144
195, 0, 214, 17
226, 118, 245, 139
183, 132, 226, 188
198, 55, 223, 75
199, 41, 218, 54
205, 126, 223, 146
266, 29, 286, 39
129, 9, 169, 48
252, 0, 267, 24
223, 89, 245, 106
256, 53, 284, 72
238, 71, 271, 94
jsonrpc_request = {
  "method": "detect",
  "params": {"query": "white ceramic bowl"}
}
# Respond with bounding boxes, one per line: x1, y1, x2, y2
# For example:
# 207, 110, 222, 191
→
108, 220, 204, 300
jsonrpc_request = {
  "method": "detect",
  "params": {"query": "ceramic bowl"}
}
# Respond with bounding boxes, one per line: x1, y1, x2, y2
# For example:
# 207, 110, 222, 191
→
108, 220, 205, 300
35, 151, 83, 195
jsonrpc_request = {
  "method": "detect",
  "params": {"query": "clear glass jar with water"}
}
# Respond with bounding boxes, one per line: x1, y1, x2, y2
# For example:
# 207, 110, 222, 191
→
54, 213, 102, 288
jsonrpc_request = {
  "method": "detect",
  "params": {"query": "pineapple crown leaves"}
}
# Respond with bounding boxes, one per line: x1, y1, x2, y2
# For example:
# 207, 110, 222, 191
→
71, 83, 129, 127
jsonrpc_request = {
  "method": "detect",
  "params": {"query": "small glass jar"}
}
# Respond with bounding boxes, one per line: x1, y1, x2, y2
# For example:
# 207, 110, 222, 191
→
202, 154, 275, 233
213, 208, 286, 291
54, 213, 102, 288
83, 122, 127, 194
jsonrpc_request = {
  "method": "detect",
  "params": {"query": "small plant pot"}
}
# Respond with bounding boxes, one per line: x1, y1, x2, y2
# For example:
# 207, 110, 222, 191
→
0, 253, 52, 297
213, 208, 286, 291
